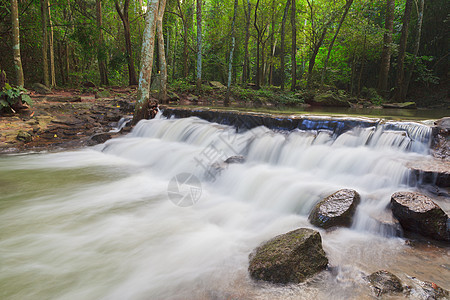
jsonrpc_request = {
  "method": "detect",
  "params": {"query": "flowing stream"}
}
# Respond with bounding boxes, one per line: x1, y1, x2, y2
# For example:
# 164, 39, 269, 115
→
1, 113, 449, 300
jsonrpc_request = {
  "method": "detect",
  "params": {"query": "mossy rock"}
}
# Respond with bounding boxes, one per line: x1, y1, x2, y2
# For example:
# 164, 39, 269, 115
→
248, 228, 328, 284
306, 91, 350, 107
16, 130, 32, 142
367, 270, 403, 296
95, 90, 111, 99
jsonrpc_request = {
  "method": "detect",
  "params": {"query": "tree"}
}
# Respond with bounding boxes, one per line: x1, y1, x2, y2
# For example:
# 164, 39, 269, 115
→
157, 0, 168, 102
242, 0, 251, 83
320, 0, 353, 88
393, 0, 413, 101
134, 0, 159, 123
280, 0, 291, 90
47, 0, 55, 87
290, 0, 296, 91
40, 0, 49, 87
196, 0, 202, 89
11, 0, 24, 87
96, 0, 109, 85
377, 0, 395, 97
115, 0, 139, 86
402, 0, 424, 100
225, 0, 238, 106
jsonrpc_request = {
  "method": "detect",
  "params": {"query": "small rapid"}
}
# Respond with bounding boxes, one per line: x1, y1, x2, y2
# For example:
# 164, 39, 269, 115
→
0, 113, 447, 300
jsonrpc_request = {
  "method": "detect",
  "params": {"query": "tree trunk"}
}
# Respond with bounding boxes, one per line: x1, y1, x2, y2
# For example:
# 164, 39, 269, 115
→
96, 0, 109, 86
307, 27, 328, 88
280, 0, 291, 90
242, 0, 251, 83
133, 0, 160, 124
11, 0, 24, 87
402, 0, 424, 100
114, 0, 138, 86
225, 0, 238, 106
393, 0, 412, 101
58, 42, 66, 86
157, 0, 168, 102
47, 0, 56, 87
377, 0, 395, 97
254, 0, 262, 88
320, 0, 353, 88
196, 0, 202, 89
290, 0, 296, 91
40, 0, 49, 87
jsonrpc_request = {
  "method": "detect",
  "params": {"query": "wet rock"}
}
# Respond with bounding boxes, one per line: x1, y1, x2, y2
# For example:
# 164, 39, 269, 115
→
209, 81, 226, 89
390, 192, 449, 242
432, 117, 450, 160
308, 189, 360, 229
367, 270, 403, 296
407, 159, 450, 187
224, 155, 245, 164
87, 132, 115, 146
16, 130, 32, 142
32, 83, 52, 95
382, 102, 417, 109
407, 276, 449, 299
248, 228, 328, 284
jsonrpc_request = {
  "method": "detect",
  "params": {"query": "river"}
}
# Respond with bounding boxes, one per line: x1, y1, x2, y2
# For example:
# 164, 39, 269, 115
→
0, 112, 448, 299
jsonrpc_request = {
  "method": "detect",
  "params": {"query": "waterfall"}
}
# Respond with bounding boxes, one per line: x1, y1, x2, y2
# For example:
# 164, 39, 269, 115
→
0, 113, 446, 300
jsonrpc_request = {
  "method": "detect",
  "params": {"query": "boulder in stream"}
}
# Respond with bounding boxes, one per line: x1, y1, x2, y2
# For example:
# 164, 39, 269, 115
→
248, 228, 328, 284
390, 192, 449, 242
308, 189, 360, 229
367, 270, 403, 296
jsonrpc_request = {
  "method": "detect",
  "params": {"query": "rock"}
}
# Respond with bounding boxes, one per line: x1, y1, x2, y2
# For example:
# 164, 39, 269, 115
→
305, 92, 350, 107
435, 117, 450, 132
382, 102, 417, 109
82, 81, 96, 88
248, 228, 328, 284
390, 192, 449, 241
16, 130, 32, 142
367, 270, 403, 296
308, 189, 361, 229
407, 159, 450, 187
32, 83, 52, 95
45, 95, 82, 102
95, 90, 111, 99
224, 155, 245, 164
432, 117, 450, 160
87, 132, 115, 146
150, 74, 161, 91
407, 276, 449, 299
209, 156, 246, 179
209, 81, 226, 89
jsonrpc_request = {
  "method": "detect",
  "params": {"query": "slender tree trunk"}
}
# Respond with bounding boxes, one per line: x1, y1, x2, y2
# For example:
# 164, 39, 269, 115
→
134, 0, 159, 123
47, 0, 55, 87
157, 0, 168, 102
268, 0, 275, 86
280, 0, 291, 90
393, 0, 412, 101
242, 0, 251, 83
96, 0, 109, 86
254, 0, 263, 88
196, 0, 202, 89
290, 0, 297, 91
225, 0, 238, 106
115, 0, 138, 86
377, 0, 395, 97
320, 0, 353, 88
11, 0, 24, 87
40, 0, 49, 87
172, 23, 177, 80
307, 27, 328, 88
58, 42, 66, 85
402, 0, 424, 100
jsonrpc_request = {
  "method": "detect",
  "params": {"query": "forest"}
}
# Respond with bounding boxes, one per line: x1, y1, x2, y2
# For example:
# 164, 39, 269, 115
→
0, 0, 448, 118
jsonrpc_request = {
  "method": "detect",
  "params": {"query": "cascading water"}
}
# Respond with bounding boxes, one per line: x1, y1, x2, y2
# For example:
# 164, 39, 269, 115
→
0, 113, 448, 300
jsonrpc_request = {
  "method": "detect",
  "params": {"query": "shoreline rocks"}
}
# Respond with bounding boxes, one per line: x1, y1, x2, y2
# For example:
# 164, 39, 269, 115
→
367, 270, 403, 296
248, 228, 328, 284
390, 191, 449, 242
309, 189, 360, 229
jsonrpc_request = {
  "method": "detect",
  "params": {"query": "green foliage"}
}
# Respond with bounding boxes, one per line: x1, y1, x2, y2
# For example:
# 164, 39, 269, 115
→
169, 79, 196, 93
0, 83, 32, 111
361, 87, 383, 105
411, 55, 440, 86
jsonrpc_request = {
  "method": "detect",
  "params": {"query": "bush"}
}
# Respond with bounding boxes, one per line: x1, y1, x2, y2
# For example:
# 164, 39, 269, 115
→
0, 83, 32, 112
